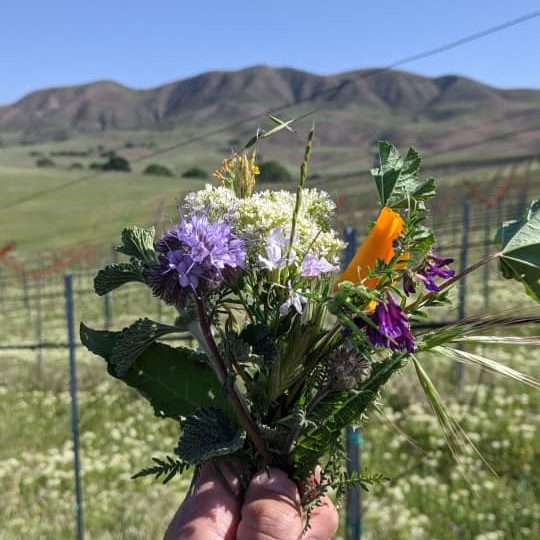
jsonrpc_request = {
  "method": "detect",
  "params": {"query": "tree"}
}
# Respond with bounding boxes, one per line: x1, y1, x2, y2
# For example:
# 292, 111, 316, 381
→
258, 161, 292, 183
143, 164, 174, 177
36, 157, 55, 168
101, 155, 131, 172
182, 167, 208, 179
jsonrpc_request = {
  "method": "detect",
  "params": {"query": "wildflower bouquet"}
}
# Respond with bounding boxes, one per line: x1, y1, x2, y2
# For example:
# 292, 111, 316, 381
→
81, 124, 540, 508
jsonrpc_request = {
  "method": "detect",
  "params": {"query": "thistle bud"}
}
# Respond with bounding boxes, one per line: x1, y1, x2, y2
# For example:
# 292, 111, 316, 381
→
327, 347, 372, 391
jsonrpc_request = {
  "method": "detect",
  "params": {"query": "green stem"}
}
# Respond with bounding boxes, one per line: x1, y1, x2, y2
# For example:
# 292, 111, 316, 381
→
195, 297, 274, 465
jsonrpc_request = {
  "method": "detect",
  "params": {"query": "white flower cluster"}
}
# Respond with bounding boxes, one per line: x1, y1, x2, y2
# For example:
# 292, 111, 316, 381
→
183, 185, 345, 264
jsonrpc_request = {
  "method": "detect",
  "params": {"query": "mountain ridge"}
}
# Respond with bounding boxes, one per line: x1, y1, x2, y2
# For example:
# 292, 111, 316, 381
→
1, 66, 539, 158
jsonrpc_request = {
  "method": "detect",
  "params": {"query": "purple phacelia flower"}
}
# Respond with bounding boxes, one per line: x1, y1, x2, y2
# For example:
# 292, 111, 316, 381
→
365, 293, 415, 353
300, 254, 339, 277
148, 215, 245, 307
418, 252, 454, 293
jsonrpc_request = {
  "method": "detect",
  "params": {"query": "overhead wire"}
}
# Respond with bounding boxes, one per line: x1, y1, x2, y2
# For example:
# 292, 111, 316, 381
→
1, 8, 539, 212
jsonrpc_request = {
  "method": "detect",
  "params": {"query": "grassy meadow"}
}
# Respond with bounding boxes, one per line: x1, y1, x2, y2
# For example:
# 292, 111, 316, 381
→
0, 133, 539, 539
0, 281, 538, 539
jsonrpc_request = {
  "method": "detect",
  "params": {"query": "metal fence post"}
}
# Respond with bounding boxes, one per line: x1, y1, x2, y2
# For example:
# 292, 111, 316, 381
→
343, 226, 362, 540
104, 293, 112, 331
35, 278, 43, 370
482, 206, 491, 309
456, 201, 470, 391
64, 274, 85, 540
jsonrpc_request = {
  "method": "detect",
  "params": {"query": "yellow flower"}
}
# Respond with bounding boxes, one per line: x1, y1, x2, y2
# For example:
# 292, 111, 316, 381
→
336, 207, 404, 289
211, 150, 259, 198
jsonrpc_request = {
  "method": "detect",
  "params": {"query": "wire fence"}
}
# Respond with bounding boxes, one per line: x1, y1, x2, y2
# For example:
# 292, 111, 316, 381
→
0, 188, 539, 540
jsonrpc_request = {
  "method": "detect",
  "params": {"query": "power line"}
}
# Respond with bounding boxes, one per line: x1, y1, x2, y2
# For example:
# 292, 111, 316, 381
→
1, 9, 539, 213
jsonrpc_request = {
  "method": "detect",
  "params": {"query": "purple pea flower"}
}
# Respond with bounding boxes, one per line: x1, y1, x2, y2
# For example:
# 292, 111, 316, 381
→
418, 252, 455, 293
365, 293, 416, 353
300, 254, 339, 277
148, 215, 245, 307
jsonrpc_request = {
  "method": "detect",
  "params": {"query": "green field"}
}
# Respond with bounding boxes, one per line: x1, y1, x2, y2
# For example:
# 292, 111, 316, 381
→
1, 283, 538, 539
1, 132, 539, 256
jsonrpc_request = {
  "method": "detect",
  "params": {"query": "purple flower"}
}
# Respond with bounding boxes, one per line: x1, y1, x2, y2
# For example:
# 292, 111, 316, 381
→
258, 228, 296, 271
148, 215, 245, 307
418, 252, 454, 293
279, 281, 307, 316
365, 293, 415, 352
300, 254, 339, 277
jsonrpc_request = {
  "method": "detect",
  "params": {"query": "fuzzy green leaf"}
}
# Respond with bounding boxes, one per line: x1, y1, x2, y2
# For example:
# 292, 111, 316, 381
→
94, 261, 146, 296
116, 226, 157, 267
175, 407, 245, 464
80, 323, 220, 419
497, 200, 540, 301
110, 318, 181, 377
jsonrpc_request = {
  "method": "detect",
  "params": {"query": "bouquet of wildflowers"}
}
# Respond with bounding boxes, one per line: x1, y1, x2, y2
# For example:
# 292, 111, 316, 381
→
81, 123, 540, 511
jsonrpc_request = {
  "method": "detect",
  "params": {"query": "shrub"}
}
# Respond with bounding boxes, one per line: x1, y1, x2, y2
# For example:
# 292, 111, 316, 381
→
143, 164, 173, 177
101, 155, 131, 172
182, 167, 208, 179
69, 162, 84, 170
258, 161, 292, 183
36, 157, 55, 168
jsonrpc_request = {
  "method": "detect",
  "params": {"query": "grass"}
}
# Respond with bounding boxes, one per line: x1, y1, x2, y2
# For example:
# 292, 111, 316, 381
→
0, 262, 538, 539
0, 134, 539, 538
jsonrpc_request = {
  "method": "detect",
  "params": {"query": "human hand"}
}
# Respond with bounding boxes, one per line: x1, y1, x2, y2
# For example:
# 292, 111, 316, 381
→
164, 464, 339, 540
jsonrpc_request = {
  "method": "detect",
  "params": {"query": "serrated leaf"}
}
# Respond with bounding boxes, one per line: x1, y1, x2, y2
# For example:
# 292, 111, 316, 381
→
292, 356, 403, 476
116, 226, 157, 266
371, 141, 436, 208
94, 261, 146, 296
80, 322, 119, 360
80, 323, 220, 419
240, 323, 277, 365
175, 407, 245, 463
110, 318, 182, 377
497, 199, 540, 301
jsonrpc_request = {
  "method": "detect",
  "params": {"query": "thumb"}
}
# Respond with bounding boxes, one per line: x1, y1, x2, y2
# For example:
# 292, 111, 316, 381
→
236, 467, 304, 540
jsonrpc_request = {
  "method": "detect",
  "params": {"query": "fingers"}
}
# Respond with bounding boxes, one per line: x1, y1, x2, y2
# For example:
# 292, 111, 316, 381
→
302, 467, 339, 540
303, 495, 339, 540
236, 467, 303, 540
164, 462, 241, 540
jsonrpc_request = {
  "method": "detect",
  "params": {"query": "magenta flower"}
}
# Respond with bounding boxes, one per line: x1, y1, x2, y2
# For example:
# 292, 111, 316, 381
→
365, 293, 415, 352
418, 252, 455, 293
148, 215, 245, 306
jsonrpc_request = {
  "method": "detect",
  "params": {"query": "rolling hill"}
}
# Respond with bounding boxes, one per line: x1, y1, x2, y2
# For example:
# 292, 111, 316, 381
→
0, 66, 539, 163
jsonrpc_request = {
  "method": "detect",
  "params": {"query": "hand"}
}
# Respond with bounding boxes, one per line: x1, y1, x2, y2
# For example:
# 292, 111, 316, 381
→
164, 464, 339, 540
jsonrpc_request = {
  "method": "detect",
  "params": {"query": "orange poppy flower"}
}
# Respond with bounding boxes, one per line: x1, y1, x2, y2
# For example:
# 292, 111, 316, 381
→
335, 207, 405, 290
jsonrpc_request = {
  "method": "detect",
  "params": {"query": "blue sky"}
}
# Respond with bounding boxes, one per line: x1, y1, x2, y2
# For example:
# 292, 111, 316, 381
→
1, 1, 539, 104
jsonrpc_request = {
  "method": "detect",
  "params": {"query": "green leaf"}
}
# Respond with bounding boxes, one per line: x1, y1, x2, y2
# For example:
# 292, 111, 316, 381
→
175, 407, 245, 464
116, 226, 157, 267
110, 318, 182, 377
94, 261, 146, 296
497, 199, 540, 301
240, 324, 277, 365
371, 141, 402, 205
292, 356, 403, 476
80, 322, 119, 360
371, 141, 436, 208
80, 323, 220, 419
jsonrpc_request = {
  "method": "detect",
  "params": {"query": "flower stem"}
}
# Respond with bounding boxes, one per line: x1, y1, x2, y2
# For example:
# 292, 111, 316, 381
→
194, 297, 275, 465
408, 252, 501, 313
